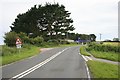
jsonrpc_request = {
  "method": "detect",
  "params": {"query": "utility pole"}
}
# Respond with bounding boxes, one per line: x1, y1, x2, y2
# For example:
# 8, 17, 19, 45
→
53, 0, 55, 4
100, 33, 102, 41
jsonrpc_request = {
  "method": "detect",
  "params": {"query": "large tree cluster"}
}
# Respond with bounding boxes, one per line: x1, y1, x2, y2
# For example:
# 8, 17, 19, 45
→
10, 3, 74, 40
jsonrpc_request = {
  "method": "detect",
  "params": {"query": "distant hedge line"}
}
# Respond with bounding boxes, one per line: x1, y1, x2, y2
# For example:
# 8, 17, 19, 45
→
87, 43, 120, 53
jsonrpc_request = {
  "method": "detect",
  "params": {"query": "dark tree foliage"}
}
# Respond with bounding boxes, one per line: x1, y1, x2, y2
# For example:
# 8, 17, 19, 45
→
10, 3, 74, 40
68, 33, 96, 41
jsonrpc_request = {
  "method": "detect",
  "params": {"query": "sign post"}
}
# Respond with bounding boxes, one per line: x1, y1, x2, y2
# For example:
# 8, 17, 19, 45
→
16, 38, 22, 53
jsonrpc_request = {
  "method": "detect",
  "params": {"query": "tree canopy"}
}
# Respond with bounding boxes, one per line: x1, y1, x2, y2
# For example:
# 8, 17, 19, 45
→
10, 3, 96, 42
10, 3, 74, 40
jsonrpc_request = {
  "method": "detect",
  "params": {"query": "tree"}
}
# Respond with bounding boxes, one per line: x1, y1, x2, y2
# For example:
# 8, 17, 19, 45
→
11, 5, 40, 37
10, 3, 74, 40
113, 38, 119, 42
89, 34, 96, 41
4, 32, 18, 46
37, 3, 74, 39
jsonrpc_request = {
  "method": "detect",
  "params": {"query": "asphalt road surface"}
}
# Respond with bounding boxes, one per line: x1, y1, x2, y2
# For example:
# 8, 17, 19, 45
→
2, 46, 89, 79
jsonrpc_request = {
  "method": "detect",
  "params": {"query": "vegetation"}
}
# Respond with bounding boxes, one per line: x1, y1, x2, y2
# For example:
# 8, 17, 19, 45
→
4, 32, 18, 46
4, 32, 44, 47
2, 3, 97, 66
90, 50, 119, 62
8, 3, 96, 41
80, 46, 91, 56
86, 42, 120, 62
103, 42, 119, 46
1, 44, 40, 65
87, 42, 120, 53
1, 42, 79, 66
10, 3, 74, 40
87, 60, 119, 78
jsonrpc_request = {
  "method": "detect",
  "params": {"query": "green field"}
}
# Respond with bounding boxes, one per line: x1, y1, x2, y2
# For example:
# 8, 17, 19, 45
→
87, 60, 119, 78
103, 42, 119, 46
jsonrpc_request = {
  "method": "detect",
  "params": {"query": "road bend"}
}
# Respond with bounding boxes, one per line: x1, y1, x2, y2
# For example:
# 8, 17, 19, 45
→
2, 46, 89, 79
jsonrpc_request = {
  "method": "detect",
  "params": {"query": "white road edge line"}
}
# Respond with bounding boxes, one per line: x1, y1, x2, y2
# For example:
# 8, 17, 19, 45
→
86, 56, 92, 60
79, 53, 91, 79
85, 62, 91, 80
81, 55, 88, 61
10, 47, 70, 79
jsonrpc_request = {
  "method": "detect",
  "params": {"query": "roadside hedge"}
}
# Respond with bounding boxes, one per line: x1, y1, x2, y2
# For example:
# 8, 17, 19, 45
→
87, 43, 120, 53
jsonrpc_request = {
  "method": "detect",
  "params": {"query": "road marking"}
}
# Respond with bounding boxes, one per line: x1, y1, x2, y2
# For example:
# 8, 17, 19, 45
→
85, 61, 91, 80
79, 53, 91, 79
81, 55, 88, 61
86, 56, 92, 60
79, 53, 92, 61
10, 48, 69, 80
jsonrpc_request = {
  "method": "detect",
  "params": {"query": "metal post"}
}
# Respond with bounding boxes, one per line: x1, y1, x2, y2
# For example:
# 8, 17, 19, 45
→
100, 33, 102, 41
54, 0, 55, 4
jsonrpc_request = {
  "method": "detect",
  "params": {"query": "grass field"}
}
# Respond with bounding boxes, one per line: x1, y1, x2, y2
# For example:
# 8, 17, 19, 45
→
103, 42, 119, 46
87, 60, 119, 78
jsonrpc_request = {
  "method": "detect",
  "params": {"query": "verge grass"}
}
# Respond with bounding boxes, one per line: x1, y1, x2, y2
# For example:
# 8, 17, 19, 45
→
90, 50, 119, 62
87, 60, 119, 78
80, 46, 91, 56
1, 44, 40, 66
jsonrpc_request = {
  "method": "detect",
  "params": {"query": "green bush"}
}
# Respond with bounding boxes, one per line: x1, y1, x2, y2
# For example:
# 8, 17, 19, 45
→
32, 36, 44, 46
17, 32, 30, 43
4, 32, 18, 46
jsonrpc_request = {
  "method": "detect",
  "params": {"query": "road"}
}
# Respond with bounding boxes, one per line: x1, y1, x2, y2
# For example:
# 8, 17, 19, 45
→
2, 46, 90, 79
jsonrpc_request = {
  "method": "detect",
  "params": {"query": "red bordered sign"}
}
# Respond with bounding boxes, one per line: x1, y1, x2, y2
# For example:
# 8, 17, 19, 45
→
16, 38, 22, 48
16, 38, 22, 45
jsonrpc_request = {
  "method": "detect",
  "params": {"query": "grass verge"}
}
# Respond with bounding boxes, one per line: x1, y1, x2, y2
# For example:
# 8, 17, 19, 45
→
87, 60, 119, 78
80, 46, 91, 56
89, 50, 119, 62
1, 45, 40, 66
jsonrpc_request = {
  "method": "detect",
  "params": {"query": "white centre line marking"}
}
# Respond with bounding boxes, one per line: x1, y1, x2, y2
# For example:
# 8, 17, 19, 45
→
10, 47, 70, 80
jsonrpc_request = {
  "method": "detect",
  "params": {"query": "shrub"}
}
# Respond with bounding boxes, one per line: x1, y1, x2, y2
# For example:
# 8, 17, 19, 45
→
4, 32, 18, 46
87, 42, 120, 53
32, 36, 44, 46
17, 32, 29, 43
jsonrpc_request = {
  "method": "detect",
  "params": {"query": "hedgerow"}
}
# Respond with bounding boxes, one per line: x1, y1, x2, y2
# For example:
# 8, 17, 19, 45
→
87, 42, 120, 53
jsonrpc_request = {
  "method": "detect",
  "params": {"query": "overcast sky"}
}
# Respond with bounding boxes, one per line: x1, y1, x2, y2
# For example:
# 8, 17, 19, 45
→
0, 0, 119, 44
